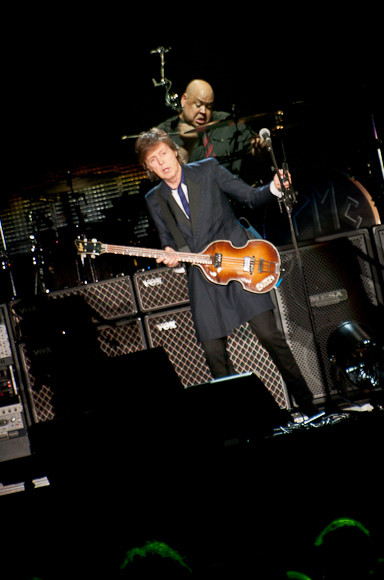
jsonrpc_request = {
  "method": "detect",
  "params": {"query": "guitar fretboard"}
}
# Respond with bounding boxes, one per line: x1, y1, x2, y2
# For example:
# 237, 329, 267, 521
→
103, 244, 213, 265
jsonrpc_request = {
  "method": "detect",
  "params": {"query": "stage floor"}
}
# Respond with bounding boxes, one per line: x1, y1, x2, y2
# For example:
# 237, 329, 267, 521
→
1, 395, 384, 579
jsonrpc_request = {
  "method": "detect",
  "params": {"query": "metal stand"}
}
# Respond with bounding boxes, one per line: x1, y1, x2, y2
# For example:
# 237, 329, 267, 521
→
264, 131, 335, 410
27, 210, 49, 295
0, 216, 17, 299
63, 171, 97, 286
150, 46, 180, 112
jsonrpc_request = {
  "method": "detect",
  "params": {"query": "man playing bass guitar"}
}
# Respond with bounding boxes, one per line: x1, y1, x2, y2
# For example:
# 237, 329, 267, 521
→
135, 128, 319, 418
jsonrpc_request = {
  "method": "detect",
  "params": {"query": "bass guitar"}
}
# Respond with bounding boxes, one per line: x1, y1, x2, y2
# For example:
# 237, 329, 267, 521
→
74, 238, 281, 294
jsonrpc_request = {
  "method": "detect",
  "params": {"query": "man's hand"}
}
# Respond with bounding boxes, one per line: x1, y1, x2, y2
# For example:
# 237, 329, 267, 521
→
273, 169, 292, 192
251, 134, 269, 154
156, 246, 180, 268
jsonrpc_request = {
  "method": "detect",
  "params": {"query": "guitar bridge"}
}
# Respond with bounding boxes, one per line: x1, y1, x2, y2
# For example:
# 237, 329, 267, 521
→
243, 256, 255, 274
214, 253, 222, 268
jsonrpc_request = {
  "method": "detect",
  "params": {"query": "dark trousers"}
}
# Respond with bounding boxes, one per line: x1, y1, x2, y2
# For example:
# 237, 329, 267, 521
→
201, 310, 314, 409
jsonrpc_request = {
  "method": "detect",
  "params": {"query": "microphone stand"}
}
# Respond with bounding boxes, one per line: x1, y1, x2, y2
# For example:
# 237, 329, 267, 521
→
265, 138, 334, 412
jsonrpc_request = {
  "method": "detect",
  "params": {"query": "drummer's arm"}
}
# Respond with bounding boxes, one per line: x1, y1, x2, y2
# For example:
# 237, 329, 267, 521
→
177, 121, 199, 163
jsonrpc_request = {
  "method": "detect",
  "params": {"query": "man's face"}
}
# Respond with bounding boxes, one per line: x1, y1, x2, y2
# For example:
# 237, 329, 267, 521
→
145, 142, 181, 185
181, 86, 214, 128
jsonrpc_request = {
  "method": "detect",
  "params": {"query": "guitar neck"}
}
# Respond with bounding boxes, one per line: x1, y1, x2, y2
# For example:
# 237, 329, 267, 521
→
102, 243, 212, 265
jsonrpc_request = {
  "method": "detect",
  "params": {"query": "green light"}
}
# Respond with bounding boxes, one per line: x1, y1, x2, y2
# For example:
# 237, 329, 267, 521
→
120, 540, 192, 573
314, 517, 370, 547
286, 572, 312, 580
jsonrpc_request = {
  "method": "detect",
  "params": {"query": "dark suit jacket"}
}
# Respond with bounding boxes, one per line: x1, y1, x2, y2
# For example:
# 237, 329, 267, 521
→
145, 158, 276, 342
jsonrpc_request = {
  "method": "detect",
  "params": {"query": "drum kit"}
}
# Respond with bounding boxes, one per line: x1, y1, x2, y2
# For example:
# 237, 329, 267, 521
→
121, 109, 286, 140
0, 170, 123, 301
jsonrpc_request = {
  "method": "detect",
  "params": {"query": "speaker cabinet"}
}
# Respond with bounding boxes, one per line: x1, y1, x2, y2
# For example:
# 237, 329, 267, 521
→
48, 275, 138, 320
144, 307, 212, 387
18, 313, 147, 423
228, 323, 288, 409
97, 318, 147, 358
274, 229, 381, 398
144, 306, 289, 408
373, 225, 384, 301
133, 266, 189, 312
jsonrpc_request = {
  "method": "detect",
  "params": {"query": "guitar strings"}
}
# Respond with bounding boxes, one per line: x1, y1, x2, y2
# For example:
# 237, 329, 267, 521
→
104, 245, 278, 270
218, 257, 279, 271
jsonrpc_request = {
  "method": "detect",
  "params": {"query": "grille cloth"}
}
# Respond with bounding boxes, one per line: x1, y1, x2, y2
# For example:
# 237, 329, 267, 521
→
48, 275, 137, 320
144, 307, 288, 408
133, 266, 189, 312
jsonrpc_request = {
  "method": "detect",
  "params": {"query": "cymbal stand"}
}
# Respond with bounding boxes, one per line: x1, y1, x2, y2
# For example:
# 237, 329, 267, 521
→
371, 113, 384, 189
265, 137, 334, 410
0, 216, 17, 299
64, 171, 97, 285
27, 210, 48, 295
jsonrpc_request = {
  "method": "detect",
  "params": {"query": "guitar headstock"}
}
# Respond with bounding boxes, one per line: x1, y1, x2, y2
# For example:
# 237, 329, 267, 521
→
74, 238, 105, 256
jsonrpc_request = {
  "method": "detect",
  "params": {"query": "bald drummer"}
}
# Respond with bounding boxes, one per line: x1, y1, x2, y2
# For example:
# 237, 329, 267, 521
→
157, 79, 266, 175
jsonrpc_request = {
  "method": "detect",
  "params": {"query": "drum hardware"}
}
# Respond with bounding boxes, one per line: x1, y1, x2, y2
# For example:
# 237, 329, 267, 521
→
121, 109, 284, 142
0, 215, 17, 299
371, 113, 384, 185
183, 110, 285, 134
27, 210, 50, 296
44, 172, 118, 194
59, 171, 99, 287
45, 170, 120, 287
27, 171, 101, 292
121, 131, 179, 140
150, 46, 180, 112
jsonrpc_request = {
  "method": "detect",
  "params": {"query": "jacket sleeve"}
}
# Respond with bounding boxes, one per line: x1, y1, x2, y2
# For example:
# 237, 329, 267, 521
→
209, 158, 275, 209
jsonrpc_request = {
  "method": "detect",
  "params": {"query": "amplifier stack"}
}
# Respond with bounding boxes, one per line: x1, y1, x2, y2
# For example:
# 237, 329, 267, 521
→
13, 262, 288, 424
11, 227, 384, 426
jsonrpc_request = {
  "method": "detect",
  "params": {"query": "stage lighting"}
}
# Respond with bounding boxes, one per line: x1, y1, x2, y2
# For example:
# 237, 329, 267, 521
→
327, 321, 384, 390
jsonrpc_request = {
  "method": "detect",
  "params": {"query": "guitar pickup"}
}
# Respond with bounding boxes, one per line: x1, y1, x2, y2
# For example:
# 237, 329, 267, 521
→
244, 256, 255, 274
214, 253, 222, 268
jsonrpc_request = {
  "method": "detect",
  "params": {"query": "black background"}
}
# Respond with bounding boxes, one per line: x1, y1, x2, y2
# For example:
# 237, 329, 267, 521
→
3, 7, 383, 195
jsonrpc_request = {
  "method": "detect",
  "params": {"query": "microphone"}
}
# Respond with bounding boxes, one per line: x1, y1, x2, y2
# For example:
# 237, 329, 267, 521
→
259, 127, 272, 149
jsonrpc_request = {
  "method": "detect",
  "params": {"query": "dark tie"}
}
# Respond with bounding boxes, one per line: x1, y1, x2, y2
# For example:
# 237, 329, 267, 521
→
177, 183, 191, 219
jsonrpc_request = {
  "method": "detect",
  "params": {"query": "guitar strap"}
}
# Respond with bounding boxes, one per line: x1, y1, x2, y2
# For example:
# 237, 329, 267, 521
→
156, 190, 191, 252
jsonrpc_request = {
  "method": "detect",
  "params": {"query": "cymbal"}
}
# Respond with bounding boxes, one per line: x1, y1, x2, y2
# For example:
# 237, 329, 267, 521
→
121, 131, 179, 140
183, 112, 280, 135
